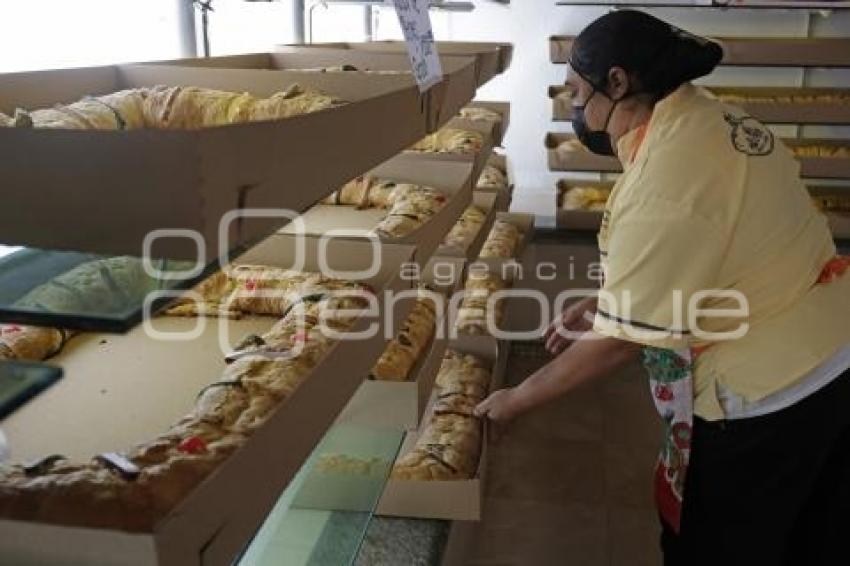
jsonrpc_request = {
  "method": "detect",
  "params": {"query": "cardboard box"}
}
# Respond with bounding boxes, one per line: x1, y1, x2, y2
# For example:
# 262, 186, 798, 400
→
555, 179, 612, 231
406, 119, 496, 190
147, 49, 478, 133
278, 153, 474, 266
716, 37, 850, 68
482, 212, 534, 262
0, 64, 438, 261
809, 185, 850, 239
475, 152, 514, 211
549, 133, 850, 177
546, 133, 620, 173
462, 101, 511, 146
552, 85, 850, 125
376, 336, 501, 521
550, 84, 573, 121
437, 192, 498, 262
338, 257, 467, 431
705, 87, 850, 125
549, 35, 574, 64
785, 139, 850, 179
550, 35, 850, 67
0, 235, 416, 566
289, 41, 511, 88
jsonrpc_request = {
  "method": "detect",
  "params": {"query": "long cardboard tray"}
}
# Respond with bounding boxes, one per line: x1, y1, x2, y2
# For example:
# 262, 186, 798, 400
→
288, 41, 512, 88
437, 192, 499, 262
376, 336, 501, 521
481, 212, 534, 263
278, 153, 474, 266
0, 235, 417, 566
462, 101, 511, 146
555, 179, 610, 231
405, 119, 496, 190
0, 64, 435, 261
546, 133, 621, 173
550, 85, 850, 124
475, 152, 514, 212
547, 133, 850, 179
784, 139, 850, 179
810, 185, 850, 239
147, 49, 477, 133
338, 257, 467, 431
554, 178, 850, 239
549, 35, 850, 67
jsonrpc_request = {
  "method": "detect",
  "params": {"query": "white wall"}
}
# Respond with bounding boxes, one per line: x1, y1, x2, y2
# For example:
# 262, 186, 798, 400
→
375, 4, 850, 217
0, 0, 183, 72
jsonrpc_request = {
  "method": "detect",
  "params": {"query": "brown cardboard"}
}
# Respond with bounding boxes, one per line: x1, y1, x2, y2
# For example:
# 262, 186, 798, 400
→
784, 139, 850, 179
550, 84, 573, 121
555, 179, 612, 231
0, 63, 436, 260
552, 85, 850, 125
0, 235, 416, 566
549, 35, 574, 64
462, 101, 511, 146
705, 87, 850, 125
475, 152, 513, 211
145, 49, 478, 133
716, 37, 850, 68
289, 41, 510, 88
376, 336, 501, 521
278, 153, 474, 266
809, 185, 850, 238
551, 35, 850, 68
546, 133, 620, 173
338, 257, 466, 431
406, 119, 496, 188
437, 192, 498, 262
548, 133, 850, 177
484, 212, 534, 262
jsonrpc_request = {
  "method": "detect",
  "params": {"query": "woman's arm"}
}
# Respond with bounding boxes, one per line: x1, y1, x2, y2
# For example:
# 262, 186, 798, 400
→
474, 332, 641, 422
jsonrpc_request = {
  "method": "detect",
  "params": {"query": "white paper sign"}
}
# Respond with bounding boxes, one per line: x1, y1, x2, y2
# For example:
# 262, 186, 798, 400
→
392, 0, 444, 92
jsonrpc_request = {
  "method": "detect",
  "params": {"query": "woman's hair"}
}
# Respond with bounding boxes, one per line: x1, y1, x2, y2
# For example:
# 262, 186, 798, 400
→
569, 10, 723, 102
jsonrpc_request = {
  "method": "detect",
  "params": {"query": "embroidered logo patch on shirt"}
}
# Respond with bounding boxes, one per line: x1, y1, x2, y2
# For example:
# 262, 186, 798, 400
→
723, 112, 774, 156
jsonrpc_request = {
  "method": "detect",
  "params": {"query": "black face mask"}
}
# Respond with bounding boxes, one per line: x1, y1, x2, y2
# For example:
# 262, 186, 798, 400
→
572, 87, 619, 156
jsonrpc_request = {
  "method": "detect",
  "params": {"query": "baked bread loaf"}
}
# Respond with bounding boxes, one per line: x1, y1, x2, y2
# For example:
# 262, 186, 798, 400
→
0, 325, 72, 362
555, 138, 586, 155
390, 349, 491, 481
321, 176, 447, 239
458, 106, 502, 122
371, 290, 439, 381
561, 186, 611, 211
408, 128, 484, 155
455, 272, 506, 336
789, 143, 850, 159
811, 193, 850, 213
477, 163, 508, 191
715, 91, 850, 106
479, 219, 522, 259
442, 206, 487, 250
0, 267, 372, 531
4, 84, 342, 131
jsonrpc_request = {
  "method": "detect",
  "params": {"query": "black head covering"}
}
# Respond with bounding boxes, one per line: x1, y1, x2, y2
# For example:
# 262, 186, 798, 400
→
569, 10, 723, 101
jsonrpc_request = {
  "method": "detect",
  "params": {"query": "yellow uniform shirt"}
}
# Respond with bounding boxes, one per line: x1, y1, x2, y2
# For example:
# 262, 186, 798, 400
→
593, 83, 850, 421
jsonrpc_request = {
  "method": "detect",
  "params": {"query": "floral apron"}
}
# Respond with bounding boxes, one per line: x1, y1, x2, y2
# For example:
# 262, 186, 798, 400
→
608, 120, 850, 533
640, 255, 850, 534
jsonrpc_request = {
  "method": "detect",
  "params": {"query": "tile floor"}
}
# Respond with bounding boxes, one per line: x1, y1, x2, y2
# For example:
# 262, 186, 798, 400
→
465, 347, 663, 566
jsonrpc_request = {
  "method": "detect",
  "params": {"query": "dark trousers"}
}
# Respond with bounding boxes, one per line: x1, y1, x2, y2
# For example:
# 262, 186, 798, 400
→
661, 367, 850, 566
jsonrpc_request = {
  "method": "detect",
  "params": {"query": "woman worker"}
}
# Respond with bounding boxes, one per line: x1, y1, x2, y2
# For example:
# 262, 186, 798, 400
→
475, 10, 850, 565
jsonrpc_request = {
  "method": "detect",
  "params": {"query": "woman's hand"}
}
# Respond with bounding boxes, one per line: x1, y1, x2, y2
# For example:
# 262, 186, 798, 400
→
474, 387, 524, 423
543, 296, 598, 355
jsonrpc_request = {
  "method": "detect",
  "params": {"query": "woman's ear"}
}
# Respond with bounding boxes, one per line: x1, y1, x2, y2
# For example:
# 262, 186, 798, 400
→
606, 67, 630, 100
